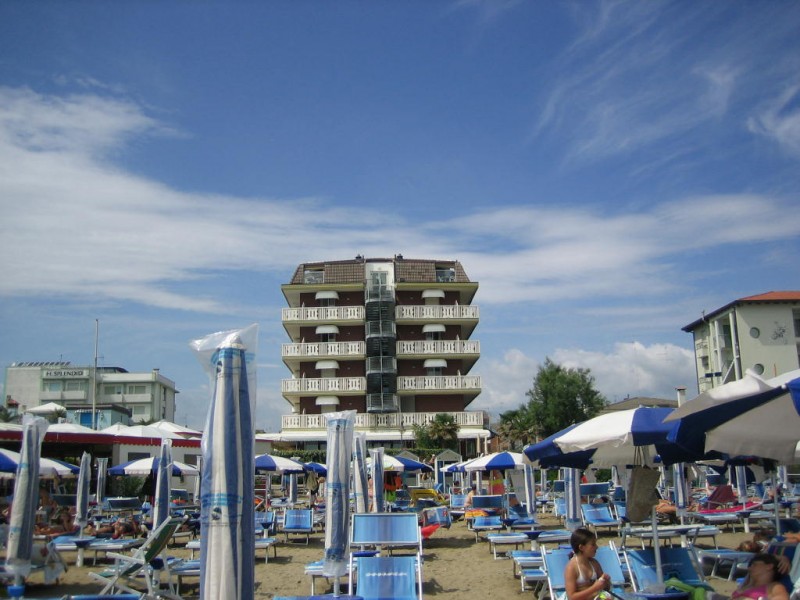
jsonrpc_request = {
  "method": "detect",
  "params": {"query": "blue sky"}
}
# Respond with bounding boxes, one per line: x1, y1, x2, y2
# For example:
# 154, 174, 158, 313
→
1, 1, 799, 432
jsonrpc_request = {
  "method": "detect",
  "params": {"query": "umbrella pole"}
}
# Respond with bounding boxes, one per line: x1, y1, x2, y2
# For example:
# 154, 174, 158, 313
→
652, 506, 663, 587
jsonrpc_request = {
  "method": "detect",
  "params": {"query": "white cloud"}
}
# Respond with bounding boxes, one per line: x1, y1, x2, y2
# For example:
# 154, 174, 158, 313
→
471, 342, 696, 421
747, 84, 800, 156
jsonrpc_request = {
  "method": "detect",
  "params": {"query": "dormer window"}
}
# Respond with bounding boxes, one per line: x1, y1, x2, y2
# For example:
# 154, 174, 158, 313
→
304, 269, 324, 284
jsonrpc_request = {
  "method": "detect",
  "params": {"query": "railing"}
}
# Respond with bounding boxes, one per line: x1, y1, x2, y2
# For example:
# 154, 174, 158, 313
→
395, 305, 479, 320
97, 393, 153, 404
282, 341, 366, 358
366, 321, 396, 337
366, 357, 397, 373
396, 340, 480, 355
40, 390, 88, 401
366, 393, 399, 412
281, 306, 365, 322
281, 410, 486, 430
281, 377, 366, 394
396, 375, 481, 392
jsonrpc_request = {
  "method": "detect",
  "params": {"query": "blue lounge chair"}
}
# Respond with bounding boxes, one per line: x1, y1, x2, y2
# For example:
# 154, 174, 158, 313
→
282, 508, 314, 544
470, 515, 503, 541
581, 503, 623, 535
625, 547, 712, 592
448, 494, 467, 521
355, 555, 422, 600
542, 547, 573, 600
595, 546, 628, 595
349, 512, 422, 556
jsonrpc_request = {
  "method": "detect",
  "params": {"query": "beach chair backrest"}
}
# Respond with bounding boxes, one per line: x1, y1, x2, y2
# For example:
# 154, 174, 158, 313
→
582, 503, 617, 523
449, 494, 466, 509
472, 495, 503, 510
115, 517, 181, 577
554, 497, 566, 517
283, 509, 312, 530
613, 501, 627, 520
104, 497, 142, 514
595, 546, 626, 589
350, 513, 421, 550
543, 547, 572, 598
357, 556, 420, 600
626, 547, 706, 591
472, 515, 502, 528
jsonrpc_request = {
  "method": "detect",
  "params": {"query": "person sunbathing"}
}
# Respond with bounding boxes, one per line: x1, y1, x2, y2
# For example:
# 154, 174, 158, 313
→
731, 553, 789, 600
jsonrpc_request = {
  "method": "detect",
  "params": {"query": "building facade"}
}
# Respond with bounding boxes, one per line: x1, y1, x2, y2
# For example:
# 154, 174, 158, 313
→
3, 362, 178, 427
272, 256, 489, 456
683, 291, 800, 393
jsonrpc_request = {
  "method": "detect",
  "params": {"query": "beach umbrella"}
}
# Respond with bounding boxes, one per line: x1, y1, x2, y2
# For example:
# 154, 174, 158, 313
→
95, 457, 108, 511
74, 451, 92, 566
734, 464, 748, 505
5, 415, 48, 595
672, 463, 689, 524
374, 454, 433, 473
288, 473, 298, 506
254, 454, 305, 474
322, 410, 355, 596
522, 463, 536, 515
25, 402, 66, 415
353, 432, 369, 513
108, 456, 199, 477
304, 462, 328, 476
464, 451, 525, 472
0, 448, 78, 479
370, 448, 385, 513
192, 326, 257, 600
524, 425, 596, 470
152, 439, 172, 533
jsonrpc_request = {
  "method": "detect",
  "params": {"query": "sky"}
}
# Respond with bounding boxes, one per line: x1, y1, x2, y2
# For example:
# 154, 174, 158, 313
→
1, 1, 799, 433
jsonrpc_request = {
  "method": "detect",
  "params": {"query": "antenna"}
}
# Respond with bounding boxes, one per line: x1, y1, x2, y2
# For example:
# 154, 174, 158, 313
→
92, 319, 99, 430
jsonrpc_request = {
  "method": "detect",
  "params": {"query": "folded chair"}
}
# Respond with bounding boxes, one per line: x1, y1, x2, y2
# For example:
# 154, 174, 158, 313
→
282, 508, 314, 544
581, 503, 623, 535
355, 555, 423, 600
88, 516, 183, 599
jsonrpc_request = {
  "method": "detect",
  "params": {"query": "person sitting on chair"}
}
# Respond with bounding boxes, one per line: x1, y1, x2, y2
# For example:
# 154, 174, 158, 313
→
564, 527, 611, 600
731, 553, 789, 600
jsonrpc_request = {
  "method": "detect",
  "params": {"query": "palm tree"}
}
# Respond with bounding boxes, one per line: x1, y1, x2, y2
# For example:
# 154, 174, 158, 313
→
498, 407, 537, 450
426, 413, 459, 450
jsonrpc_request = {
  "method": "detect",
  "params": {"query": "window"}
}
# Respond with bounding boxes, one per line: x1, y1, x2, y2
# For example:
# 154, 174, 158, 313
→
132, 405, 148, 415
426, 367, 443, 377
64, 380, 87, 391
127, 452, 150, 461
425, 331, 443, 341
794, 310, 800, 337
319, 297, 336, 308
43, 381, 62, 392
104, 384, 124, 395
304, 269, 324, 284
319, 333, 336, 343
435, 267, 455, 283
127, 384, 147, 394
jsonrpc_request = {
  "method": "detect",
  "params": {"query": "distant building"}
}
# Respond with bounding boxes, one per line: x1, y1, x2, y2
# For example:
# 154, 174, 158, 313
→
3, 362, 177, 427
601, 396, 679, 412
268, 256, 490, 456
682, 291, 800, 393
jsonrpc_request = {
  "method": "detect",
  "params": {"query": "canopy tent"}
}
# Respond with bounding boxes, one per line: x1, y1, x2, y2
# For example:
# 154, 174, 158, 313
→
108, 456, 199, 477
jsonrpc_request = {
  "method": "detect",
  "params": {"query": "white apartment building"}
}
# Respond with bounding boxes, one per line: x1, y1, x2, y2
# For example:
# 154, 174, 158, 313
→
682, 291, 800, 393
4, 362, 177, 426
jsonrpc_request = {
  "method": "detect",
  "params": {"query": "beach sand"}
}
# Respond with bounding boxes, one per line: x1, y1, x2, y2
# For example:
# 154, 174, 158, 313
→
17, 513, 753, 599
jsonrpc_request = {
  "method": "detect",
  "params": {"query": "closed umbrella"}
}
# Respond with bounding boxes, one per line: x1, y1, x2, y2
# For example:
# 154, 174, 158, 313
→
672, 463, 689, 524
734, 464, 749, 505
370, 448, 385, 513
153, 439, 172, 533
564, 467, 582, 531
192, 326, 257, 600
353, 432, 369, 513
95, 457, 108, 514
5, 415, 48, 596
322, 410, 355, 596
287, 473, 298, 506
523, 463, 536, 516
74, 451, 92, 566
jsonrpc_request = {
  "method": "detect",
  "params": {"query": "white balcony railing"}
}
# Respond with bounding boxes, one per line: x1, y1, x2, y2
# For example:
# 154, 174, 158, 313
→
282, 341, 366, 359
281, 377, 366, 394
282, 306, 365, 323
98, 393, 153, 404
281, 410, 485, 431
396, 340, 480, 356
396, 375, 481, 392
395, 305, 479, 321
40, 390, 88, 401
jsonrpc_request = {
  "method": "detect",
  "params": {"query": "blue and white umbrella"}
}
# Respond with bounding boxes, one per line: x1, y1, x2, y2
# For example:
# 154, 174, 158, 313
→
74, 451, 92, 566
153, 439, 172, 533
0, 448, 78, 479
5, 415, 48, 593
108, 456, 199, 477
672, 463, 689, 523
254, 454, 305, 474
352, 432, 369, 513
287, 473, 298, 506
464, 451, 524, 472
192, 326, 257, 600
370, 448, 385, 513
304, 462, 328, 476
522, 463, 536, 515
524, 425, 595, 470
564, 467, 582, 531
323, 411, 355, 596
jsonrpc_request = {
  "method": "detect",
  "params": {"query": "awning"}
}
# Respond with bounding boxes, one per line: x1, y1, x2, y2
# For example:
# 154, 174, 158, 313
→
423, 359, 447, 368
315, 360, 340, 370
421, 289, 445, 299
315, 325, 339, 334
315, 291, 339, 300
315, 396, 340, 406
422, 324, 446, 334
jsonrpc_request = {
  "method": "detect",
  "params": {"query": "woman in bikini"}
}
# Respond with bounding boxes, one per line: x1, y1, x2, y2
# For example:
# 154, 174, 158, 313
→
731, 553, 789, 600
564, 528, 611, 600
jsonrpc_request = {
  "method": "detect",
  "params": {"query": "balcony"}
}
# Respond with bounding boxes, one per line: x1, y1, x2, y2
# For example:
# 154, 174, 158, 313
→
281, 410, 486, 432
281, 341, 366, 369
397, 375, 481, 402
281, 306, 365, 339
366, 393, 399, 412
97, 393, 153, 405
40, 390, 88, 402
281, 377, 366, 396
396, 339, 480, 371
395, 304, 479, 337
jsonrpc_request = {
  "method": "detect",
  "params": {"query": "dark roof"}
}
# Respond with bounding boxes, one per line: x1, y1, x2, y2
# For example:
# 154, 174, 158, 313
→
600, 397, 678, 413
682, 291, 800, 332
287, 257, 472, 285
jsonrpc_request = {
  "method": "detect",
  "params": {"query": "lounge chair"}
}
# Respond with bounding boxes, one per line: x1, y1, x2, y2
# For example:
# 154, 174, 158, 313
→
282, 508, 314, 544
470, 515, 503, 541
88, 516, 183, 599
354, 555, 423, 600
542, 546, 573, 600
595, 545, 629, 595
448, 494, 467, 521
581, 503, 622, 535
624, 546, 712, 592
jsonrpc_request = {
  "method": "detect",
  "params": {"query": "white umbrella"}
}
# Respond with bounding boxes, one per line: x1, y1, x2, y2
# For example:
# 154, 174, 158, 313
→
47, 422, 97, 434
101, 423, 183, 440
74, 451, 92, 566
353, 432, 369, 513
96, 457, 108, 513
192, 326, 257, 600
254, 454, 305, 474
149, 420, 203, 438
25, 402, 65, 415
5, 415, 48, 594
108, 456, 199, 477
152, 439, 172, 533
370, 448, 385, 513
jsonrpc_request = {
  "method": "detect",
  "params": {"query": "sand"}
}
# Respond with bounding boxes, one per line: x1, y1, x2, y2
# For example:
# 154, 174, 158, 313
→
17, 513, 753, 599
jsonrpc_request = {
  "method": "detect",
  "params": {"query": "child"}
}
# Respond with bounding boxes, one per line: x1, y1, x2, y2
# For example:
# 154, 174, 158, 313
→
564, 527, 611, 600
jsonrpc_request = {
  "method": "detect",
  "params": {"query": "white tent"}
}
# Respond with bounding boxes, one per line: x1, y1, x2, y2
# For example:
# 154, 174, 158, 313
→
25, 402, 66, 415
149, 420, 202, 439
101, 423, 182, 439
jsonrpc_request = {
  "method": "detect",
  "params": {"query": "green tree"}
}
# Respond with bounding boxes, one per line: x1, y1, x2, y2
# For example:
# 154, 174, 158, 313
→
412, 413, 459, 451
526, 358, 606, 437
497, 407, 537, 450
